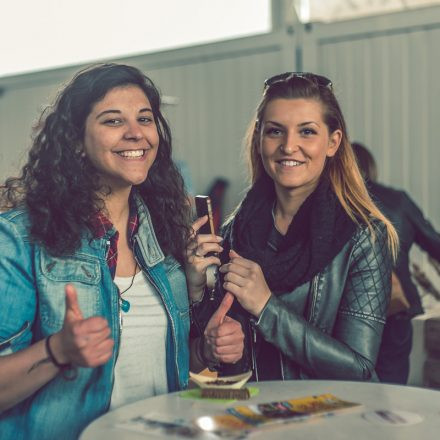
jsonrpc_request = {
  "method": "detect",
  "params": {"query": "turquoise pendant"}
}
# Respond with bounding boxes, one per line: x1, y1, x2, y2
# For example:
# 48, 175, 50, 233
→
121, 298, 131, 313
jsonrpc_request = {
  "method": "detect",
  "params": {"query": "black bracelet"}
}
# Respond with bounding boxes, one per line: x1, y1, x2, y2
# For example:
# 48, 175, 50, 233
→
45, 335, 78, 381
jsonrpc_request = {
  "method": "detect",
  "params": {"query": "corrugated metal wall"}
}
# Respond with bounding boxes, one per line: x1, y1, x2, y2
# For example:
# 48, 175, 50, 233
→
0, 32, 296, 217
0, 5, 439, 229
302, 5, 440, 284
138, 34, 296, 214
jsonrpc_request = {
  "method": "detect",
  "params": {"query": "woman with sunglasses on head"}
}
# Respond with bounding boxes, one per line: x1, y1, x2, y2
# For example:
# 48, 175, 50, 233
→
0, 63, 243, 439
188, 72, 398, 382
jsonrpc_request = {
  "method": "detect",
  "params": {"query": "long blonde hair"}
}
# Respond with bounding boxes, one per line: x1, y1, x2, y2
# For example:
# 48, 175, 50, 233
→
245, 74, 398, 259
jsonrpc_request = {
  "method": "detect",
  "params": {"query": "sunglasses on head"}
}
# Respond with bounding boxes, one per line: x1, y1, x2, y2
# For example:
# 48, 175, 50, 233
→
264, 72, 333, 90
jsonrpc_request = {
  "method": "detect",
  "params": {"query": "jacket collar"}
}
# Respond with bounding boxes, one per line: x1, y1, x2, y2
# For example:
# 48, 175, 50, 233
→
132, 191, 165, 267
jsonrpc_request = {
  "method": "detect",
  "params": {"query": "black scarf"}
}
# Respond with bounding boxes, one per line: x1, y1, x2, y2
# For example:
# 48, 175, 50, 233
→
227, 175, 357, 293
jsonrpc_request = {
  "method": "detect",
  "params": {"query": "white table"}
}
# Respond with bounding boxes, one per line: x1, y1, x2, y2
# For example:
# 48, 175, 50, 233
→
81, 380, 440, 440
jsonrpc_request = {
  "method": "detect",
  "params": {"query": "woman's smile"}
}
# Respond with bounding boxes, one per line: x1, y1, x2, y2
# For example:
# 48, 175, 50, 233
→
83, 85, 159, 191
114, 148, 148, 159
260, 98, 340, 196
276, 159, 306, 168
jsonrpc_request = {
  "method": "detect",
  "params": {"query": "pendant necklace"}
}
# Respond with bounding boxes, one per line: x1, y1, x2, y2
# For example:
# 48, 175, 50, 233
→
118, 262, 138, 313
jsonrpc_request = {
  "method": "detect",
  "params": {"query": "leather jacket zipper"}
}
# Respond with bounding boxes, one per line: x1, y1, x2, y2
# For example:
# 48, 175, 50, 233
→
307, 275, 319, 322
279, 351, 285, 381
249, 319, 259, 382
250, 319, 286, 381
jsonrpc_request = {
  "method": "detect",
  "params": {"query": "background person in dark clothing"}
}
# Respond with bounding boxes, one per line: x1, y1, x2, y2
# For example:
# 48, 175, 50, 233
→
352, 142, 440, 384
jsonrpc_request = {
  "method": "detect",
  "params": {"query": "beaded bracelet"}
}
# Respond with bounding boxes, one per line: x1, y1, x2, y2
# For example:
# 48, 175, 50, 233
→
45, 335, 78, 381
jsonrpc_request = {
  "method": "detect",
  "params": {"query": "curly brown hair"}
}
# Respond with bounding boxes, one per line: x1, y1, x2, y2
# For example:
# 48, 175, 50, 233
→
1, 63, 192, 261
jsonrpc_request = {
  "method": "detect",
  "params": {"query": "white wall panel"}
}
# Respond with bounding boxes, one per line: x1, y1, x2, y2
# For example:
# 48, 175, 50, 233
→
144, 49, 289, 214
0, 82, 59, 180
0, 32, 294, 217
1, 5, 439, 228
304, 7, 440, 221
303, 5, 440, 283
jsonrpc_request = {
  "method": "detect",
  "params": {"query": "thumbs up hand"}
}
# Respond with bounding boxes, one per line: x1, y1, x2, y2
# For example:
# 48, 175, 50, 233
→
184, 216, 223, 303
50, 284, 114, 368
202, 292, 244, 365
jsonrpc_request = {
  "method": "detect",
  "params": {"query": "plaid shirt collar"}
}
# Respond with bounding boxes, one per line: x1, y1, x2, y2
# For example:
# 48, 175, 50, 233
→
89, 201, 139, 279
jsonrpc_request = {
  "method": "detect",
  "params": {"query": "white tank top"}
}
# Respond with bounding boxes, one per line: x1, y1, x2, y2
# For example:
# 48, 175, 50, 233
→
110, 270, 168, 410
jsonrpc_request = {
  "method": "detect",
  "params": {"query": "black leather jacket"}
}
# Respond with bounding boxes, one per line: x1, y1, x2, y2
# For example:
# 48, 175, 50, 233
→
368, 181, 440, 317
193, 221, 392, 382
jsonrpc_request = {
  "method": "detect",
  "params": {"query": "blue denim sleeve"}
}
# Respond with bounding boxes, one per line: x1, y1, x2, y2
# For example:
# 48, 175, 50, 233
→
0, 213, 35, 355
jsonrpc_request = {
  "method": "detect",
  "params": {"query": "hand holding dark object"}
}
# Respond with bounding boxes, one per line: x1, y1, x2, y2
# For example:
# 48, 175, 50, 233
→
53, 284, 114, 368
184, 216, 223, 302
203, 292, 244, 364
219, 250, 272, 317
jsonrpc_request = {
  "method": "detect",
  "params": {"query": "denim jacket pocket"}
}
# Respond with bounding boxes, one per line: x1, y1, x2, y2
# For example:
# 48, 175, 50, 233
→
0, 321, 31, 354
38, 251, 102, 330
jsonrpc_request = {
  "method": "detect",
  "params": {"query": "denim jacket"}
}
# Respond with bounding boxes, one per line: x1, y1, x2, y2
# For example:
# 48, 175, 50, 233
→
0, 197, 190, 439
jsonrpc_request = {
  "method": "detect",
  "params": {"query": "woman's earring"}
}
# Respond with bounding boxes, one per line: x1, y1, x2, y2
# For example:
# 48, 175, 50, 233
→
75, 146, 86, 158
74, 142, 87, 158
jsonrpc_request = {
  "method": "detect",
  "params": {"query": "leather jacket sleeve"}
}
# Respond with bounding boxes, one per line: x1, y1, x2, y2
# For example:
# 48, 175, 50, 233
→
255, 222, 392, 381
402, 191, 440, 260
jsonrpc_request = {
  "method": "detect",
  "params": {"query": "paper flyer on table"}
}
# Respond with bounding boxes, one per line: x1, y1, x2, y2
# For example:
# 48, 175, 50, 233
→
115, 394, 362, 438
115, 413, 204, 438
116, 412, 253, 439
194, 393, 363, 437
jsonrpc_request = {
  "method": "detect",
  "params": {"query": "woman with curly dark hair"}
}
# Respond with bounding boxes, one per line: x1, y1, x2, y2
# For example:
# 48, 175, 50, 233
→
0, 63, 243, 439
